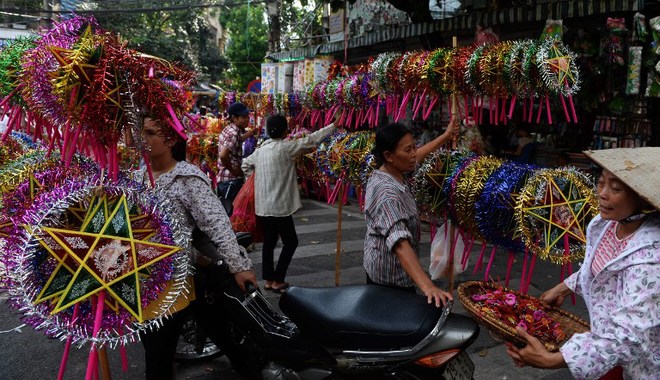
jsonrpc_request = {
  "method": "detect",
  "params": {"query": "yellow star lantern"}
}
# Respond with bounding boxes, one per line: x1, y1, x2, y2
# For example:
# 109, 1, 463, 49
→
32, 194, 180, 322
516, 168, 598, 264
1, 174, 44, 239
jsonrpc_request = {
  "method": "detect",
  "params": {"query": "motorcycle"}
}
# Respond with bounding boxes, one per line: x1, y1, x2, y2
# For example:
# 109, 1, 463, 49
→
212, 278, 479, 380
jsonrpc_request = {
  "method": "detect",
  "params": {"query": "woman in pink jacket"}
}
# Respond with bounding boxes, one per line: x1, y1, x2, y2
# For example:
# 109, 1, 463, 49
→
507, 147, 659, 379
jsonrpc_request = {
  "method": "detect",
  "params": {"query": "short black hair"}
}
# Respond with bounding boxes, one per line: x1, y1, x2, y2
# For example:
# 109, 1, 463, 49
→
266, 114, 288, 139
372, 123, 412, 166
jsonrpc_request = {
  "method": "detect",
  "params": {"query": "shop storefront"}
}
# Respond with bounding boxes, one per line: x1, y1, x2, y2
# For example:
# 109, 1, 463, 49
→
267, 0, 659, 167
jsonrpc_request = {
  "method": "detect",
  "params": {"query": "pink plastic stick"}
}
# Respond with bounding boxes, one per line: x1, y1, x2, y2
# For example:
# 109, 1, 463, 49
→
60, 121, 72, 159
461, 235, 474, 268
484, 246, 497, 281
545, 95, 552, 124
0, 87, 18, 109
423, 96, 439, 120
165, 103, 188, 139
524, 254, 536, 294
375, 97, 381, 126
411, 94, 420, 117
397, 90, 411, 121
473, 241, 487, 274
499, 98, 506, 123
65, 126, 83, 167
568, 260, 576, 304
120, 344, 128, 372
464, 96, 469, 122
327, 179, 342, 205
520, 248, 529, 292
85, 291, 106, 380
536, 96, 544, 123
508, 95, 517, 119
414, 90, 427, 119
342, 184, 349, 204
504, 251, 515, 287
527, 97, 534, 123
568, 94, 578, 123
57, 304, 80, 380
559, 94, 571, 122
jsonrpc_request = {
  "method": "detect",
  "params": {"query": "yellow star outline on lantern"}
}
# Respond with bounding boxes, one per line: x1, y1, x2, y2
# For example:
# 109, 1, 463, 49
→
523, 177, 590, 254
546, 44, 575, 86
1, 174, 45, 238
35, 194, 180, 322
29, 195, 143, 308
48, 24, 101, 110
0, 220, 12, 239
81, 194, 158, 241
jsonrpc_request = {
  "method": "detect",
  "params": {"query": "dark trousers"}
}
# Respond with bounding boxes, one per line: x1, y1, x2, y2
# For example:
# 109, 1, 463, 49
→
258, 215, 298, 282
140, 273, 236, 380
217, 177, 244, 217
140, 307, 189, 380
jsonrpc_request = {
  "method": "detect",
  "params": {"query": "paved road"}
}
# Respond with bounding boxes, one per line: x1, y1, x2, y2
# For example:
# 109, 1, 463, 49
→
0, 198, 584, 379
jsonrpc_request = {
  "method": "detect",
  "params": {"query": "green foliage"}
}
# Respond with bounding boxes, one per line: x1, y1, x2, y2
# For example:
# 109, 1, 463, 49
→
219, 3, 268, 91
94, 2, 229, 84
280, 0, 328, 49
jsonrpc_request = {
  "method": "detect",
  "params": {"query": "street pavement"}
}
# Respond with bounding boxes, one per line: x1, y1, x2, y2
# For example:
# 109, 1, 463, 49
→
0, 197, 585, 379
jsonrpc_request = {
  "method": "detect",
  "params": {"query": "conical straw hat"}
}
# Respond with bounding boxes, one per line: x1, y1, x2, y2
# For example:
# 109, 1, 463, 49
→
583, 147, 660, 210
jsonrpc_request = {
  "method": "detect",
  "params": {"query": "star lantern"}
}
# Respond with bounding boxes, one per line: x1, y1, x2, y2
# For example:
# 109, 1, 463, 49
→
33, 194, 179, 322
516, 168, 598, 264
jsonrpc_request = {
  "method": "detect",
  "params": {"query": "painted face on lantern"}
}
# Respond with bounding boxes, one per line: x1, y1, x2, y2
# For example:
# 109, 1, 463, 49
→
596, 169, 643, 221
385, 133, 417, 173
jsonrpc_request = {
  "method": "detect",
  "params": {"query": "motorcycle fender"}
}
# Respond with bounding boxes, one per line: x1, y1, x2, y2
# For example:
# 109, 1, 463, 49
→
414, 313, 479, 359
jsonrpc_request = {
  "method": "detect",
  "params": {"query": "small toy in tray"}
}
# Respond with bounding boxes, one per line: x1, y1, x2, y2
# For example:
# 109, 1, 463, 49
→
457, 281, 590, 352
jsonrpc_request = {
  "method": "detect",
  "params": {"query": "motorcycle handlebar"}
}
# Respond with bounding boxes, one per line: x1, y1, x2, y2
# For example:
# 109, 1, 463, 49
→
245, 282, 259, 295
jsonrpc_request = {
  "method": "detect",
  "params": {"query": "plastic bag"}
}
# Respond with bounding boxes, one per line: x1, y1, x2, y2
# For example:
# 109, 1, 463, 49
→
230, 174, 262, 242
429, 221, 468, 280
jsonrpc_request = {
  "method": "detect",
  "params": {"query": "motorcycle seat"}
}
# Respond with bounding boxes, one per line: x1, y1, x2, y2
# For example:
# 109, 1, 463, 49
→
279, 285, 446, 350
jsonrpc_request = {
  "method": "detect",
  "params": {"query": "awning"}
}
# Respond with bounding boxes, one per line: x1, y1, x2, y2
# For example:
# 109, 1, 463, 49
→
268, 0, 645, 61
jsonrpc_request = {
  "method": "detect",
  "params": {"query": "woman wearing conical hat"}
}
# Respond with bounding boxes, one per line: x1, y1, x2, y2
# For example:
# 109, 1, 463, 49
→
506, 147, 659, 380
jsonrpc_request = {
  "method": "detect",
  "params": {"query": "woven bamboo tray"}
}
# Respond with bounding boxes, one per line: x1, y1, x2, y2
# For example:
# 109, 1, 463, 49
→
457, 281, 590, 352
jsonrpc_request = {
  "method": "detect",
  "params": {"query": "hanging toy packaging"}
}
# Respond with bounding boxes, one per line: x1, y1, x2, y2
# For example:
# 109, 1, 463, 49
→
645, 16, 660, 97
540, 19, 563, 40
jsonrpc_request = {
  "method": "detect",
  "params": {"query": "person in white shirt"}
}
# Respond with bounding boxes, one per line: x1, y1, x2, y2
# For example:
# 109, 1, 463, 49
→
242, 114, 338, 293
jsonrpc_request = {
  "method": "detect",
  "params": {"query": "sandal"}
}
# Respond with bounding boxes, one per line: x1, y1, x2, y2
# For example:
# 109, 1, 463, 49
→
270, 282, 289, 294
263, 282, 273, 291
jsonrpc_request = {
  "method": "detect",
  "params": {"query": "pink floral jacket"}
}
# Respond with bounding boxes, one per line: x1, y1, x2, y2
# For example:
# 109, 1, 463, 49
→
561, 214, 659, 379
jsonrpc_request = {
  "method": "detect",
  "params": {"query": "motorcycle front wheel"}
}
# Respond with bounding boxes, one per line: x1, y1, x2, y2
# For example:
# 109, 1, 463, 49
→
175, 315, 223, 361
